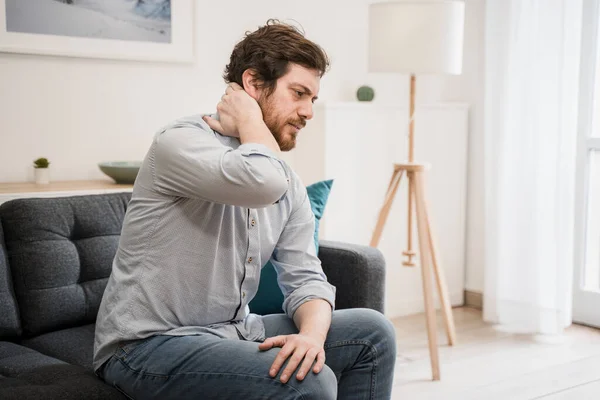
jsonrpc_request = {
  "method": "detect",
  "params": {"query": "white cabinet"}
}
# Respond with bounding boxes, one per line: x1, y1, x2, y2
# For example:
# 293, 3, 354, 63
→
291, 102, 470, 318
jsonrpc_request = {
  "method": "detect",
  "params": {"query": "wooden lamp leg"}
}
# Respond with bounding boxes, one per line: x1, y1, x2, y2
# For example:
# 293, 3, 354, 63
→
411, 170, 441, 381
370, 168, 404, 248
417, 173, 457, 345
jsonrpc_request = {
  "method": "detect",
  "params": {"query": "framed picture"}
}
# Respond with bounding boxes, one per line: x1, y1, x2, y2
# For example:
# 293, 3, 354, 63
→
0, 0, 194, 62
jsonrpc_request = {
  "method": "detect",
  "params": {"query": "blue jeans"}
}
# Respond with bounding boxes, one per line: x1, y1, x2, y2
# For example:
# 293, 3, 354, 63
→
99, 308, 396, 399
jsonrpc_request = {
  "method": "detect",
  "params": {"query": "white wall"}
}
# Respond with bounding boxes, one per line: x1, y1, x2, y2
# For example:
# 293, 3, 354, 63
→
293, 102, 470, 318
0, 0, 486, 294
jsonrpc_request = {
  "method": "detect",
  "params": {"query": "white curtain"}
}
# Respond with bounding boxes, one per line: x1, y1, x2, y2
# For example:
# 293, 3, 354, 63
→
483, 0, 583, 335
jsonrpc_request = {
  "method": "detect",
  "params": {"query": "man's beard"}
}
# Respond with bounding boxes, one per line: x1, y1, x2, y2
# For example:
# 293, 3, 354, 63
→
257, 94, 304, 152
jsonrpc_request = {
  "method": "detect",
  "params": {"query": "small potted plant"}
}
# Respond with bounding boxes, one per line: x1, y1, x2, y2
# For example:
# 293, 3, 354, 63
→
356, 85, 375, 102
33, 157, 50, 184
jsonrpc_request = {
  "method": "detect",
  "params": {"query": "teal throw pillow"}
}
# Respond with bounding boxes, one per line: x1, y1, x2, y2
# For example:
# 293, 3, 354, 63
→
248, 179, 333, 315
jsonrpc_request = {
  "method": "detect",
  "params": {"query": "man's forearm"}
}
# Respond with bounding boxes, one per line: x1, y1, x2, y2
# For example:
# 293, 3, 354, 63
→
293, 299, 332, 343
238, 118, 281, 155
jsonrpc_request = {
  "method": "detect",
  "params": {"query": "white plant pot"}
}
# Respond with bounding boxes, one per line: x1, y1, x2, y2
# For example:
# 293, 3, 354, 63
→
34, 168, 50, 184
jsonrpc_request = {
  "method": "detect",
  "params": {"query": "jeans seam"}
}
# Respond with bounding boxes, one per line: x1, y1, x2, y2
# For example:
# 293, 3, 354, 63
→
113, 383, 135, 400
324, 339, 371, 349
115, 357, 305, 398
371, 342, 378, 399
324, 339, 378, 399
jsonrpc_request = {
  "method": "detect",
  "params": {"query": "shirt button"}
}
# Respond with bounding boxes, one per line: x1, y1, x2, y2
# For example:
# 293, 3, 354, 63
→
251, 219, 256, 226
248, 257, 253, 263
243, 292, 246, 298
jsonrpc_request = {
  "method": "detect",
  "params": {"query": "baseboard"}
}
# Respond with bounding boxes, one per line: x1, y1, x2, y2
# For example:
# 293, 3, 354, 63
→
464, 290, 483, 310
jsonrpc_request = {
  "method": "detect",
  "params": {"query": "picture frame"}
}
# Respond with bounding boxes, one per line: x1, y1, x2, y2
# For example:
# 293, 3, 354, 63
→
0, 0, 194, 63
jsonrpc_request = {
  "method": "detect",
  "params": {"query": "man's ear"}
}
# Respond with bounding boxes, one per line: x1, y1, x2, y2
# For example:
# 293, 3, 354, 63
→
242, 69, 262, 100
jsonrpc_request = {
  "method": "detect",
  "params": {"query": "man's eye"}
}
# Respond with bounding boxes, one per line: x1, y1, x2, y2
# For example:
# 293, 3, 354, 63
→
295, 91, 304, 97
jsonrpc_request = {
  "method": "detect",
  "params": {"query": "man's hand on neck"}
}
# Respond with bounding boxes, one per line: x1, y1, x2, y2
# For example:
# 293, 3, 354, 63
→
203, 83, 281, 155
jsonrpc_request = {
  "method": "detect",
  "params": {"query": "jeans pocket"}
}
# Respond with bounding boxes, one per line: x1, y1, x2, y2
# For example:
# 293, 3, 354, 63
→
117, 337, 154, 359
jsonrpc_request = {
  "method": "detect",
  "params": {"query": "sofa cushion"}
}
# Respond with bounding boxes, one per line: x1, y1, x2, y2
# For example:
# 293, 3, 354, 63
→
0, 341, 126, 399
0, 341, 62, 376
0, 193, 131, 337
0, 220, 21, 339
21, 323, 95, 370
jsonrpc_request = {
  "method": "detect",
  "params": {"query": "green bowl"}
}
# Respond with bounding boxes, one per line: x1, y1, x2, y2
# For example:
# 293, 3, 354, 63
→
98, 161, 142, 184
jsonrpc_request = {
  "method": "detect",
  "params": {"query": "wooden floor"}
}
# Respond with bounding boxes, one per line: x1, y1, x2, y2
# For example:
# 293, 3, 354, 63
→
390, 307, 600, 399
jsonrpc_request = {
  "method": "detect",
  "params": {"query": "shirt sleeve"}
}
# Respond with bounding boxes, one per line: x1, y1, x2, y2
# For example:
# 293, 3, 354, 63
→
271, 183, 336, 319
152, 125, 289, 208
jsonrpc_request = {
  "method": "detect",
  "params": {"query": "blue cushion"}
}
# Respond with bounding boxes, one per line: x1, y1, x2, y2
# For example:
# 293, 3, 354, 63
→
249, 179, 333, 315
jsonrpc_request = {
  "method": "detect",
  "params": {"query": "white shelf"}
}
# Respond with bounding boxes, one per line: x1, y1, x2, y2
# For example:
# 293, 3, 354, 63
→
0, 180, 133, 205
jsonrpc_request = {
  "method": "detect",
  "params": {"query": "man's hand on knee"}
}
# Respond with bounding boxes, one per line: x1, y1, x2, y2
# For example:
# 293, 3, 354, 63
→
258, 334, 325, 383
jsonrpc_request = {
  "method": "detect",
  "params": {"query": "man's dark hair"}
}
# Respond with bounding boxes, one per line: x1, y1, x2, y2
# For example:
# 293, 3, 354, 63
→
224, 19, 330, 96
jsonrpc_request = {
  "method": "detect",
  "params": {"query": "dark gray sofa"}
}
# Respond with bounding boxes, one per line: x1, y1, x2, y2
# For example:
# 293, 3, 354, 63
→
0, 192, 386, 399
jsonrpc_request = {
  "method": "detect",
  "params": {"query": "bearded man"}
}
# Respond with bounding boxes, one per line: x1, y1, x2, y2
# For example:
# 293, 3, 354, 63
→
94, 19, 397, 400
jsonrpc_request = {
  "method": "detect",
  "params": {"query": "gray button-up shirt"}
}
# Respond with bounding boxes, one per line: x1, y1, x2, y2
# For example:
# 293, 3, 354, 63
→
93, 114, 336, 371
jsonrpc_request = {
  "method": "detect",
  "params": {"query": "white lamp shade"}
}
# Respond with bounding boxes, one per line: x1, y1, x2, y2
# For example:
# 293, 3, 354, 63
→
368, 1, 465, 75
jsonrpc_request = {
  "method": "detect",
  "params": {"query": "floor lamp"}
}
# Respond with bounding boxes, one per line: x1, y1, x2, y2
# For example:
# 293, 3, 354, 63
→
368, 1, 465, 381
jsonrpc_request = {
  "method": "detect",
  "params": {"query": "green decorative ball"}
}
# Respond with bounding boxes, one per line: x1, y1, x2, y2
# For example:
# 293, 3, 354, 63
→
357, 85, 375, 102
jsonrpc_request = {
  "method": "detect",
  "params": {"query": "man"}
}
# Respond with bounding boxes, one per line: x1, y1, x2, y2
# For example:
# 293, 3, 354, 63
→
94, 19, 397, 399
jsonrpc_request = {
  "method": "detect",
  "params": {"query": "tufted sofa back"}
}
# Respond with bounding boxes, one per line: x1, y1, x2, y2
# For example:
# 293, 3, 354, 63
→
0, 193, 131, 337
0, 219, 21, 339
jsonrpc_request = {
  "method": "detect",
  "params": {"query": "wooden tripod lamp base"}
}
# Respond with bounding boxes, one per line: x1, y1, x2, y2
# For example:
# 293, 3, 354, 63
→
370, 162, 457, 381
368, 0, 465, 381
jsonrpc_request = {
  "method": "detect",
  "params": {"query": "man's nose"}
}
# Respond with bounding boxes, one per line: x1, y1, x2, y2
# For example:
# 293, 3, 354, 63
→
299, 102, 314, 121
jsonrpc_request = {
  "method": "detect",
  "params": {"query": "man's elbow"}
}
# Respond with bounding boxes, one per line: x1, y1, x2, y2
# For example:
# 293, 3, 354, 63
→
246, 170, 288, 208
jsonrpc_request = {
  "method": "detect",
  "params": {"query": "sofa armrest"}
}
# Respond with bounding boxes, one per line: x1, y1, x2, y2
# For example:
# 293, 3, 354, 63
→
318, 240, 386, 314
